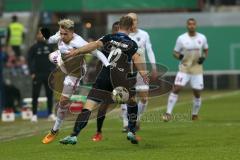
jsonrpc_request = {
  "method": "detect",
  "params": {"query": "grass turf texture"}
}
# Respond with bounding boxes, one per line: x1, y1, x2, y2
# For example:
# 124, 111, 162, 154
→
0, 90, 240, 160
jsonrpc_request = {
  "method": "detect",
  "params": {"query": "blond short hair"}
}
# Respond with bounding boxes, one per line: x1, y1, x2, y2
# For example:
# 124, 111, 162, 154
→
58, 19, 74, 30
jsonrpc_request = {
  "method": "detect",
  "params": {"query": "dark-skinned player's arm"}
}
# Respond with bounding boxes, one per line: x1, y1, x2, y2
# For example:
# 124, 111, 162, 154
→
173, 36, 184, 61
173, 51, 184, 60
198, 49, 208, 64
198, 35, 209, 64
132, 53, 149, 84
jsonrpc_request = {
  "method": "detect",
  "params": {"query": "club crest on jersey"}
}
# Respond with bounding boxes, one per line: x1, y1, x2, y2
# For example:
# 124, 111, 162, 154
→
198, 40, 201, 44
137, 37, 141, 42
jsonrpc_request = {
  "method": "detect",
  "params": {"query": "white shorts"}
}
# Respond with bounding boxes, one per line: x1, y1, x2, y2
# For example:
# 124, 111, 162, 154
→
174, 72, 204, 90
62, 75, 80, 97
49, 50, 67, 74
135, 72, 149, 91
49, 50, 86, 97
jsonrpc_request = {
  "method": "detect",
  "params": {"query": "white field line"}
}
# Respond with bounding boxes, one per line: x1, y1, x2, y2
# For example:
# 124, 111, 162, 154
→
1, 91, 240, 142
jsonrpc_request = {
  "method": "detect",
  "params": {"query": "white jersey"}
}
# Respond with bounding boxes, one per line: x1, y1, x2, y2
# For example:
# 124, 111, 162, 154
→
129, 29, 156, 65
48, 31, 110, 67
48, 31, 87, 54
174, 32, 208, 74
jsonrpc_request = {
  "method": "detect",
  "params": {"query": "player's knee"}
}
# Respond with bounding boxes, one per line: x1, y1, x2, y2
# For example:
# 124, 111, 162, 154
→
193, 90, 201, 98
173, 85, 182, 94
140, 97, 148, 104
59, 98, 70, 108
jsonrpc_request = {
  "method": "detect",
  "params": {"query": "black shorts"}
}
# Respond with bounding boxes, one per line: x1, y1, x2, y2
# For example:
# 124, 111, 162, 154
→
87, 67, 113, 104
12, 46, 21, 57
87, 66, 136, 104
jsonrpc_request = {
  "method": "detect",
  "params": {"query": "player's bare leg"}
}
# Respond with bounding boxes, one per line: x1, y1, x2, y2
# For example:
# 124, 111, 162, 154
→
192, 89, 202, 120
42, 95, 70, 144
42, 75, 81, 144
163, 85, 182, 122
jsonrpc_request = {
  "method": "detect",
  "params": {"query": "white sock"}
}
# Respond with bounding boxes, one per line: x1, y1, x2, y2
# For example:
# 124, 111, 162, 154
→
192, 97, 202, 115
53, 117, 63, 131
52, 105, 68, 131
138, 101, 148, 115
121, 104, 128, 127
137, 101, 148, 121
166, 93, 178, 114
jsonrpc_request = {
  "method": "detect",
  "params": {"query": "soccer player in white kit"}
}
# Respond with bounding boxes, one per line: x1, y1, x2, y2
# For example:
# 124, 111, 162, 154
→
121, 13, 157, 131
163, 18, 208, 121
41, 19, 110, 144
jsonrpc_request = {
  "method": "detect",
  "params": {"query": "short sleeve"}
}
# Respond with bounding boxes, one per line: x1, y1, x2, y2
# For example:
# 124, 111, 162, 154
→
174, 37, 183, 53
99, 34, 111, 45
71, 35, 88, 48
48, 31, 60, 44
203, 35, 209, 50
128, 40, 138, 57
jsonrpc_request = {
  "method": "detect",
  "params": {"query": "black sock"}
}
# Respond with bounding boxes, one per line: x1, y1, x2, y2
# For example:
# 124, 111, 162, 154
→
71, 109, 91, 137
127, 104, 138, 133
97, 115, 105, 133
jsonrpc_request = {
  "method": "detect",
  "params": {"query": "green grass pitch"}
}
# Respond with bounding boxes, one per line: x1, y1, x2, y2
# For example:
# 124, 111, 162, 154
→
0, 90, 240, 160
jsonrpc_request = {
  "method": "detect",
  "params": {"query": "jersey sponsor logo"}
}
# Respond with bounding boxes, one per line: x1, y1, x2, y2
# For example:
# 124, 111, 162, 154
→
110, 40, 129, 48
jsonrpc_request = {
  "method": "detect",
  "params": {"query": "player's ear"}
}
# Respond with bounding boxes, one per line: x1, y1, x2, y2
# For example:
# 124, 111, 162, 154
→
129, 27, 134, 33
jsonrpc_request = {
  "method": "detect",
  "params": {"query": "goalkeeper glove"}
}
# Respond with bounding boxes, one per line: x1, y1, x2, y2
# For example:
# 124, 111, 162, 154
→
40, 27, 51, 40
178, 54, 184, 60
198, 57, 205, 64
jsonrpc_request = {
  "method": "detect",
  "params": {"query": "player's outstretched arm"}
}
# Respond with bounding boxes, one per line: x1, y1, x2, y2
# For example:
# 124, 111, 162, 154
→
66, 41, 103, 58
132, 53, 149, 84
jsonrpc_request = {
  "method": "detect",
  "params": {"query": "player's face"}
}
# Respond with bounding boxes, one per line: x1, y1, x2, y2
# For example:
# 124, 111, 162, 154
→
112, 24, 119, 34
187, 20, 197, 33
132, 17, 138, 31
60, 27, 74, 43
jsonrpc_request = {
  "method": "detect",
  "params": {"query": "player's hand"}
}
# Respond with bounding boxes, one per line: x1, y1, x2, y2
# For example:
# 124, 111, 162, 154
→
198, 57, 205, 64
178, 54, 184, 60
40, 27, 51, 40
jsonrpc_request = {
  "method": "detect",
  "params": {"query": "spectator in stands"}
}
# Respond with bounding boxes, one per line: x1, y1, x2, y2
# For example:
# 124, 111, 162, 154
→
27, 28, 55, 122
6, 15, 25, 59
3, 79, 21, 113
6, 15, 28, 76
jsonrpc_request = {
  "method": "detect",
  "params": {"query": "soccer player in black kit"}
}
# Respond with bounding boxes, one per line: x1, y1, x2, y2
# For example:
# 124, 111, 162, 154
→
59, 16, 148, 145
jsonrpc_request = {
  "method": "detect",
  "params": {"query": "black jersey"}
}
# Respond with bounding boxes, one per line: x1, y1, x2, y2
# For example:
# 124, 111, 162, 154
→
99, 32, 138, 63
88, 32, 138, 103
98, 32, 138, 80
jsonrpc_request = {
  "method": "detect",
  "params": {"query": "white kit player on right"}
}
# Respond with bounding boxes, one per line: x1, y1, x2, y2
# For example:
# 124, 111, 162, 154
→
163, 18, 209, 122
121, 13, 157, 132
